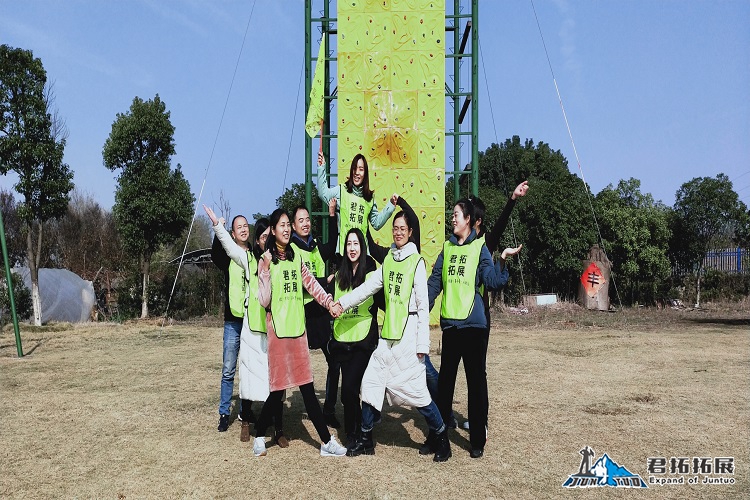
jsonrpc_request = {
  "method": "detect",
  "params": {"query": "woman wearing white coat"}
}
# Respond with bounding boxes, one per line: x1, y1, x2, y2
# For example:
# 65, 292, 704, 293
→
204, 207, 287, 447
332, 211, 451, 462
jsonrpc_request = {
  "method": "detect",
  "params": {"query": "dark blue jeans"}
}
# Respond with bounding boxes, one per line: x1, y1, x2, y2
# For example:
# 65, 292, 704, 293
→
219, 320, 242, 415
361, 401, 444, 434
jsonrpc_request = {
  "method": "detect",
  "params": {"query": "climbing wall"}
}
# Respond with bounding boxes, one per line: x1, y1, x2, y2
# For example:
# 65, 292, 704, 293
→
338, 0, 445, 322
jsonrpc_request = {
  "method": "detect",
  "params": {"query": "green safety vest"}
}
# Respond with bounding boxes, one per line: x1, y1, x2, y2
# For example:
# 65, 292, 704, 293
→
293, 243, 326, 304
382, 252, 422, 341
245, 256, 267, 333
333, 271, 375, 342
228, 258, 247, 318
441, 238, 483, 320
339, 186, 373, 251
476, 235, 486, 296
270, 254, 306, 339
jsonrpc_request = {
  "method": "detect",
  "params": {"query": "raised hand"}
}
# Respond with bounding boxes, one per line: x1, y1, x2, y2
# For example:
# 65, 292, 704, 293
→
390, 193, 399, 206
328, 197, 337, 216
203, 204, 223, 226
501, 244, 523, 260
261, 249, 272, 265
317, 151, 326, 167
512, 180, 529, 200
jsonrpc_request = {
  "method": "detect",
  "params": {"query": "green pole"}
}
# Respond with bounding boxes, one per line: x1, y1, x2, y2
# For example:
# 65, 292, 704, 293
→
321, 0, 331, 243
471, 0, 479, 197
0, 207, 23, 357
304, 0, 312, 211
453, 0, 461, 205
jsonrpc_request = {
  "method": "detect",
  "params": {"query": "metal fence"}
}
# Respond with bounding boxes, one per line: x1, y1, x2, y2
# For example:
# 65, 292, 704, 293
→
704, 248, 748, 274
672, 248, 749, 277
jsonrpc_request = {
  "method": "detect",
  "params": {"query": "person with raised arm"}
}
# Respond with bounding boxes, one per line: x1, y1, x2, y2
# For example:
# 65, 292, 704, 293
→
332, 211, 451, 462
205, 209, 287, 447
426, 198, 522, 459
462, 180, 529, 432
316, 151, 397, 253
253, 208, 346, 457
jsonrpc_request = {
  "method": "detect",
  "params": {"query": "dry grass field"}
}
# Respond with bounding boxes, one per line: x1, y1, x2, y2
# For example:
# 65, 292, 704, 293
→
1, 302, 748, 499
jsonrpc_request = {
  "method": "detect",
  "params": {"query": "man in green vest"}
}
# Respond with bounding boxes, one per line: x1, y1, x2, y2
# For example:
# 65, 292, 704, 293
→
289, 199, 342, 428
211, 214, 252, 432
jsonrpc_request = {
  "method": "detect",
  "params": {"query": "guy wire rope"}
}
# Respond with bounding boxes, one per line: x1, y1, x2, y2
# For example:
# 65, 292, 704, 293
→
161, 0, 258, 330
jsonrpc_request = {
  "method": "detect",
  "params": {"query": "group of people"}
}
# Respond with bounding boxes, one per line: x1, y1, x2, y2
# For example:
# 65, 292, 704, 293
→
207, 151, 528, 460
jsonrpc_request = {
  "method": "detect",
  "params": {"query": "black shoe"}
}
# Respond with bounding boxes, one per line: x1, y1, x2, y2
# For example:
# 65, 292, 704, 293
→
344, 433, 358, 450
324, 412, 341, 429
217, 414, 230, 432
418, 429, 437, 455
446, 415, 458, 429
470, 448, 484, 459
346, 431, 375, 456
433, 430, 452, 462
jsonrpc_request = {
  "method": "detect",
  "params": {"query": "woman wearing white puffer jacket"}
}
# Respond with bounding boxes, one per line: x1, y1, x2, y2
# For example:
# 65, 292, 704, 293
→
333, 210, 451, 462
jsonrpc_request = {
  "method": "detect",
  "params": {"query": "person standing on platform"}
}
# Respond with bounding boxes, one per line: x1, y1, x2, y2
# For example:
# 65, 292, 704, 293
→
316, 151, 397, 253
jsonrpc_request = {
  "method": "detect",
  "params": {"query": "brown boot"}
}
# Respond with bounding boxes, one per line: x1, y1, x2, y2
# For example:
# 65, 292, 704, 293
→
240, 421, 251, 442
274, 431, 289, 448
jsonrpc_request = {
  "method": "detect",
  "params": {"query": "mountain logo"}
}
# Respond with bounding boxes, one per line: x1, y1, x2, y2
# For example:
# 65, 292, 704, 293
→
562, 446, 647, 488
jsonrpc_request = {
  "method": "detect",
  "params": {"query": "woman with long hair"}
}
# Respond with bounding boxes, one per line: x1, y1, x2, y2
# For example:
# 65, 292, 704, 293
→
332, 212, 451, 462
426, 198, 521, 459
316, 152, 397, 252
327, 228, 380, 447
252, 208, 347, 457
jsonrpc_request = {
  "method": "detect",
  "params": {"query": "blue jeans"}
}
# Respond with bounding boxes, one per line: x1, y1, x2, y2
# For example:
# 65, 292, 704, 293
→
425, 354, 454, 423
361, 401, 445, 434
219, 320, 242, 415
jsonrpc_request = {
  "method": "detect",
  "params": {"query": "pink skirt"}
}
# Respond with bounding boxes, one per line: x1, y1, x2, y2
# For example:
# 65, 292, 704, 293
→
266, 312, 314, 391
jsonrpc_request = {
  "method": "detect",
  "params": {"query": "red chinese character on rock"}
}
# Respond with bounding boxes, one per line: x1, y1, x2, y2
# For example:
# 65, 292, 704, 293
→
581, 262, 606, 298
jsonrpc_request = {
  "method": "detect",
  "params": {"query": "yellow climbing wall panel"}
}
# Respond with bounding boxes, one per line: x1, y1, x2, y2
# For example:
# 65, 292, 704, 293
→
338, 0, 445, 323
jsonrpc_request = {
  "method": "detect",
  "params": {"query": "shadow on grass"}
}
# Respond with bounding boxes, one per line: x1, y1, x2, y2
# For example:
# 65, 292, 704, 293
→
0, 339, 43, 356
686, 317, 750, 326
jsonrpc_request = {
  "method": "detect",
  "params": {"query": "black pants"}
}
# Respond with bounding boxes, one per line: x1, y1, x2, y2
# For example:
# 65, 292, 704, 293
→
438, 327, 489, 450
254, 382, 331, 444
240, 398, 282, 430
322, 346, 342, 415
338, 348, 374, 438
307, 315, 341, 416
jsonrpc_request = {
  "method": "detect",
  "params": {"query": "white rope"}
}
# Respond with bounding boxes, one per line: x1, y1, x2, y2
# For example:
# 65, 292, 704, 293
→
161, 0, 258, 328
529, 0, 623, 308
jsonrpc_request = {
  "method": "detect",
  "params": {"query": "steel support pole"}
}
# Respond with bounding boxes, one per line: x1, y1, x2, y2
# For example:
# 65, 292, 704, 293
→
471, 0, 479, 197
0, 208, 23, 357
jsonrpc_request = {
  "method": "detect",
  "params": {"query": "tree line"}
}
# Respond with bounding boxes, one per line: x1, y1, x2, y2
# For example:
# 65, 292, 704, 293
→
2, 45, 749, 325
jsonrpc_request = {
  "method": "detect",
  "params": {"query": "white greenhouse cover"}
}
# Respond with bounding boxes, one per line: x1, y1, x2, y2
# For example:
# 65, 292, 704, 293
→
15, 267, 95, 323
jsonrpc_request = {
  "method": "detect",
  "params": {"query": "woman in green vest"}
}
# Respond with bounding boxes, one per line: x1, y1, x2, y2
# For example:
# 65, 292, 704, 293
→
316, 152, 397, 253
426, 198, 522, 459
332, 212, 451, 462
327, 227, 380, 448
253, 208, 347, 458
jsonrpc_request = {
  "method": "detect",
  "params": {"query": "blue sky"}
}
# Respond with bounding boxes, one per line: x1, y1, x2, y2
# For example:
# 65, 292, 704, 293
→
2, 0, 749, 219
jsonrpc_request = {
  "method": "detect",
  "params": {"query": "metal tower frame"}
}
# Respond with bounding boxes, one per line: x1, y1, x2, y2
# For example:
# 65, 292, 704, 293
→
304, 0, 479, 229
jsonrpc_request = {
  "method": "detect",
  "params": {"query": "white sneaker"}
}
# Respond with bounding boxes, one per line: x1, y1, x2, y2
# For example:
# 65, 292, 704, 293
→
320, 435, 347, 456
253, 437, 267, 457
462, 420, 470, 430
